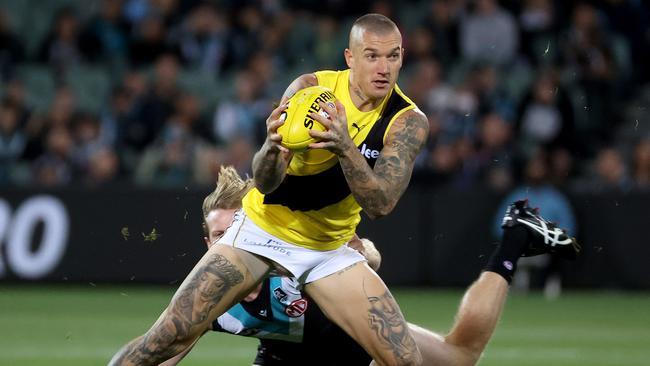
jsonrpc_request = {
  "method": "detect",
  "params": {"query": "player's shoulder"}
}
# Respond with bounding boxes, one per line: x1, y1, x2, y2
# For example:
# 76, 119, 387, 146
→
393, 82, 418, 109
385, 107, 429, 148
314, 69, 348, 87
393, 107, 428, 131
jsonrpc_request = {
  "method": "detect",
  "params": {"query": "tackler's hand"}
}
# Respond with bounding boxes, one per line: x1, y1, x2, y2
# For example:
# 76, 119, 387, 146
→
264, 101, 291, 155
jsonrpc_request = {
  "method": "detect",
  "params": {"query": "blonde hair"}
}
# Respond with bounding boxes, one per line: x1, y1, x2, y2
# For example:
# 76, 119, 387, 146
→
202, 166, 254, 218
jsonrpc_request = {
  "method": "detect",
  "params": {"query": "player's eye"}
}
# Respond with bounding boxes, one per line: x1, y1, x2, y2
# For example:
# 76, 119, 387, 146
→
365, 54, 376, 60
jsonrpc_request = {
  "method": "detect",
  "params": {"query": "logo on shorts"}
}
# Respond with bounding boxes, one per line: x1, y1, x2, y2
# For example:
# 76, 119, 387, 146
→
285, 298, 308, 317
503, 260, 514, 271
273, 287, 288, 302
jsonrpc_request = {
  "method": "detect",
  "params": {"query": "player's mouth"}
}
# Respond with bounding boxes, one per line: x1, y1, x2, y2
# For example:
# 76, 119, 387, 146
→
372, 80, 390, 88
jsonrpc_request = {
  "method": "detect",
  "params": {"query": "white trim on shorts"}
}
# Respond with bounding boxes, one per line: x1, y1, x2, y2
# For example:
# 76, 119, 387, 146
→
216, 209, 366, 285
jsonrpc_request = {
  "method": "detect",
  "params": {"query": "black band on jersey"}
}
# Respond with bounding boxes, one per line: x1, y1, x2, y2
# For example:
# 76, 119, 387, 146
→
263, 91, 411, 212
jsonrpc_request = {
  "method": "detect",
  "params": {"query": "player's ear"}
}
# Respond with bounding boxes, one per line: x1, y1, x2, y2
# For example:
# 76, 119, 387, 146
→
344, 48, 353, 68
203, 236, 211, 250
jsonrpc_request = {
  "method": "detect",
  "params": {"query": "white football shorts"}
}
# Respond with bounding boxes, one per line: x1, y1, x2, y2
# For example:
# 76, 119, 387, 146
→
216, 209, 366, 285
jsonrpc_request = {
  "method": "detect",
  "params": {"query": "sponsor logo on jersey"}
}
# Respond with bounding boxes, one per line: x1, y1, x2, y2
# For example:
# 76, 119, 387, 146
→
273, 287, 288, 302
359, 143, 380, 159
503, 260, 513, 270
285, 298, 309, 317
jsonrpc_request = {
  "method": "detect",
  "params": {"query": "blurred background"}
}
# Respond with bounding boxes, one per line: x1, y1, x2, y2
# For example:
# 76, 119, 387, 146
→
0, 0, 649, 365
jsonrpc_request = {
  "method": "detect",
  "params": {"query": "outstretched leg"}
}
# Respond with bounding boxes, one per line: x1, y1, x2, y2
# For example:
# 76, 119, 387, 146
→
109, 244, 271, 365
410, 200, 580, 366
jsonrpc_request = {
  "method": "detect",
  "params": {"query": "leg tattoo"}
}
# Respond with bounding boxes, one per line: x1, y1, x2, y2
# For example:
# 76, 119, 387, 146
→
367, 288, 418, 364
109, 253, 244, 365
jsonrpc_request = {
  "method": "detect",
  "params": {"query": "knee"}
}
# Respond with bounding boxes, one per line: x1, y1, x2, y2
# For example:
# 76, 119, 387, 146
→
443, 335, 483, 366
146, 312, 197, 351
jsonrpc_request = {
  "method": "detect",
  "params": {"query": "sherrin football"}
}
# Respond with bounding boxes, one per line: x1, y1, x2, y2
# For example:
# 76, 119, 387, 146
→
277, 85, 337, 151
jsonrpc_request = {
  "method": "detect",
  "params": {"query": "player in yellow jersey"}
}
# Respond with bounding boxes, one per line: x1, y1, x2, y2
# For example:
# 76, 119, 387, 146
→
110, 13, 429, 366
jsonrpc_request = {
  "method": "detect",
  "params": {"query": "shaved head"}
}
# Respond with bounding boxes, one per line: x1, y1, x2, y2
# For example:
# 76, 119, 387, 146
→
349, 13, 400, 49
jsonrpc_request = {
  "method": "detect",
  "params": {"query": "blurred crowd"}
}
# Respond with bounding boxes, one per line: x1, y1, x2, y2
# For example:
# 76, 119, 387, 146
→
0, 0, 649, 192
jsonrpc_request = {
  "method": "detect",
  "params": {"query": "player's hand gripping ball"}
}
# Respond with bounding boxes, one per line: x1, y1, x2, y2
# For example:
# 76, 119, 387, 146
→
277, 85, 337, 151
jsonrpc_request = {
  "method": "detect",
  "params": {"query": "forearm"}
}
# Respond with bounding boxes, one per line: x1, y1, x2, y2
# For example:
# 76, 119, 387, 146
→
252, 142, 287, 194
338, 148, 395, 219
109, 333, 184, 366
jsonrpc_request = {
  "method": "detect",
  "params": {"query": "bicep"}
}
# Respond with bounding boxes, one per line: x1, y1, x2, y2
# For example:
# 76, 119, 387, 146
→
373, 110, 429, 192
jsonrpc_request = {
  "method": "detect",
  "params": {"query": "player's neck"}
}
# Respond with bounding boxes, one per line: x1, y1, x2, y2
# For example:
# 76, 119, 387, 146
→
348, 75, 384, 112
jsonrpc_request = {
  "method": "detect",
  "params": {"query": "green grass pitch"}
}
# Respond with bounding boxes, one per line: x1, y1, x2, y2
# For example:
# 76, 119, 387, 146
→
1, 285, 648, 365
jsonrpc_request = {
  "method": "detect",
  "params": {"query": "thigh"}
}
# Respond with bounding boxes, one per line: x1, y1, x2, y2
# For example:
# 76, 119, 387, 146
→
159, 244, 271, 345
305, 262, 421, 366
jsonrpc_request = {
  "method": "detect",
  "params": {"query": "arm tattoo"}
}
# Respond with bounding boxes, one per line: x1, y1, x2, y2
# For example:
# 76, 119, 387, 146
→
367, 289, 418, 363
252, 144, 286, 193
339, 110, 428, 217
109, 254, 244, 366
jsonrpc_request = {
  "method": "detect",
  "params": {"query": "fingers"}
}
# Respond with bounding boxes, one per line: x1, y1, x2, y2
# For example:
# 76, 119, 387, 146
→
267, 102, 289, 130
309, 110, 332, 129
265, 102, 290, 153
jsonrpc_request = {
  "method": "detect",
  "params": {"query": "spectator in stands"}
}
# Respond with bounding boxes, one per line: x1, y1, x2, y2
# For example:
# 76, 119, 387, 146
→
0, 8, 25, 81
632, 137, 650, 189
2, 79, 30, 127
135, 91, 206, 188
425, 142, 462, 187
0, 101, 25, 184
128, 15, 176, 67
212, 69, 268, 146
22, 86, 76, 161
404, 26, 436, 67
79, 0, 130, 64
460, 0, 519, 66
562, 3, 620, 150
459, 112, 514, 190
37, 8, 84, 74
222, 6, 263, 73
421, 0, 461, 67
515, 68, 576, 160
518, 0, 557, 66
132, 53, 181, 149
312, 15, 345, 70
577, 147, 633, 192
135, 123, 196, 188
70, 113, 105, 175
85, 146, 120, 186
172, 2, 228, 75
33, 126, 74, 186
468, 63, 513, 120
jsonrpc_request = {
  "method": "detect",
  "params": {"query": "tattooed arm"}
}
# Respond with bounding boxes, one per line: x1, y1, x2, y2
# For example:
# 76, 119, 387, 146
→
341, 109, 428, 219
252, 74, 317, 193
345, 109, 428, 218
108, 252, 246, 366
